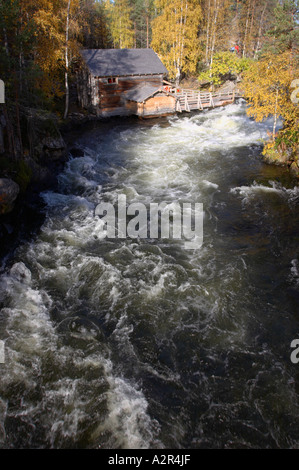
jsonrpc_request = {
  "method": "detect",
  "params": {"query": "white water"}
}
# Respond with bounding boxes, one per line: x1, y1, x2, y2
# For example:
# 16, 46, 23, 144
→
0, 102, 298, 448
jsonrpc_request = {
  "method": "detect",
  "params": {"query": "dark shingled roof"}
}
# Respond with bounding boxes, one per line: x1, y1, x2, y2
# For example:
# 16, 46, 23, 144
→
125, 85, 162, 102
125, 85, 175, 102
81, 48, 168, 77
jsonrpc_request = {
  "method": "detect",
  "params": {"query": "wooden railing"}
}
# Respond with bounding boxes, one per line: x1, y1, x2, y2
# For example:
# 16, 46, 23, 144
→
162, 83, 243, 112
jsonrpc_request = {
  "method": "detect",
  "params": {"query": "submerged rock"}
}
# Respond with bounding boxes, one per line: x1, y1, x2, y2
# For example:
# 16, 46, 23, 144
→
0, 178, 20, 214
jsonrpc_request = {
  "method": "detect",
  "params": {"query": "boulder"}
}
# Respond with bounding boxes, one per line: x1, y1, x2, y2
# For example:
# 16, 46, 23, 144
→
0, 178, 20, 214
26, 109, 67, 162
263, 146, 292, 166
42, 136, 67, 161
219, 80, 237, 93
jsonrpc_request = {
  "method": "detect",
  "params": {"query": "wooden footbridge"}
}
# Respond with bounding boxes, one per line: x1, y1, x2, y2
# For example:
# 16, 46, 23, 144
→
163, 83, 243, 113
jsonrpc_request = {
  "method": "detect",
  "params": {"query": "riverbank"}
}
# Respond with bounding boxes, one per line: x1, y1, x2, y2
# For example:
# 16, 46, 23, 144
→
263, 144, 299, 177
0, 110, 139, 264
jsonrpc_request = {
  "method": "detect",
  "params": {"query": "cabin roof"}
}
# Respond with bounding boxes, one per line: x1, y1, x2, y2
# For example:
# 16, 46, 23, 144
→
125, 85, 173, 102
81, 48, 168, 77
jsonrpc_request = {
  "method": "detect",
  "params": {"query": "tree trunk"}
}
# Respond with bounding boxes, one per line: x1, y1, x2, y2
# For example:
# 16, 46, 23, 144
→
209, 0, 219, 72
248, 0, 256, 56
175, 69, 181, 87
273, 88, 279, 142
205, 0, 211, 65
243, 0, 251, 58
15, 80, 23, 157
3, 105, 16, 159
179, 0, 188, 69
254, 1, 268, 59
3, 27, 9, 56
146, 15, 149, 48
174, 6, 180, 86
64, 0, 71, 120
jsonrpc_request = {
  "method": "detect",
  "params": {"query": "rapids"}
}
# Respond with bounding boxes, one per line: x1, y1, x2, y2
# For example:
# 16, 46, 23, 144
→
0, 101, 298, 449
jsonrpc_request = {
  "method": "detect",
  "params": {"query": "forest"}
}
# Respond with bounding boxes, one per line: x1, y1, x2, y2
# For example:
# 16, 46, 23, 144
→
0, 0, 298, 192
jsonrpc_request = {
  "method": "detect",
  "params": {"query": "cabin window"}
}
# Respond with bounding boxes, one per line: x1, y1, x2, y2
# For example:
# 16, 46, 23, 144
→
101, 77, 118, 85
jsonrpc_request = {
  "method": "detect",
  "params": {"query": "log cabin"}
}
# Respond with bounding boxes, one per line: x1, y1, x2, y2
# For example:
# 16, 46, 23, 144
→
77, 48, 176, 118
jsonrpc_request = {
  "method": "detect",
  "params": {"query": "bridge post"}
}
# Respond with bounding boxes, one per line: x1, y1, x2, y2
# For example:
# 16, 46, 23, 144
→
185, 94, 190, 112
198, 93, 203, 110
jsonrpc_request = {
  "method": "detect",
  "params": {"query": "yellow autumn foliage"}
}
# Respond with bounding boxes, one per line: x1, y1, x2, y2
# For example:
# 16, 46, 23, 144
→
151, 0, 202, 83
33, 0, 80, 99
104, 0, 134, 49
242, 52, 299, 151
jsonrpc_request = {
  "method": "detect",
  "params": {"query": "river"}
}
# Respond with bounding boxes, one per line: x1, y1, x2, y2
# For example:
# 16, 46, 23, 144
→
0, 101, 298, 449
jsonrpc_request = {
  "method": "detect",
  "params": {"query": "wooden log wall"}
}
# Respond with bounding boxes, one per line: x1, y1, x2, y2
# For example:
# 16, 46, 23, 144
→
140, 94, 176, 117
98, 75, 163, 110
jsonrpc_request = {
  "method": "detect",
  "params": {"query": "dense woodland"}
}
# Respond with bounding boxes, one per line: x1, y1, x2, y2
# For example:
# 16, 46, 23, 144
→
0, 0, 298, 177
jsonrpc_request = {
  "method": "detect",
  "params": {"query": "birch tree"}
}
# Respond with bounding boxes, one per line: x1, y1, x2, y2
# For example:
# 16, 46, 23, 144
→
151, 0, 202, 84
242, 52, 298, 152
237, 0, 276, 58
254, 0, 268, 59
202, 0, 235, 69
64, 0, 71, 119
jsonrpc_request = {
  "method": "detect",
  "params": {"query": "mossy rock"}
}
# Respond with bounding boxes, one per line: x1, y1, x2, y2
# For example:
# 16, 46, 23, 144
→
14, 160, 33, 192
0, 178, 20, 215
25, 109, 66, 162
0, 157, 32, 193
263, 146, 290, 166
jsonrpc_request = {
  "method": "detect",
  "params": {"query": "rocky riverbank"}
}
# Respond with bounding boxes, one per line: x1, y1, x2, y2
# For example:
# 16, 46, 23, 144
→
0, 107, 115, 262
0, 107, 67, 261
263, 144, 299, 177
